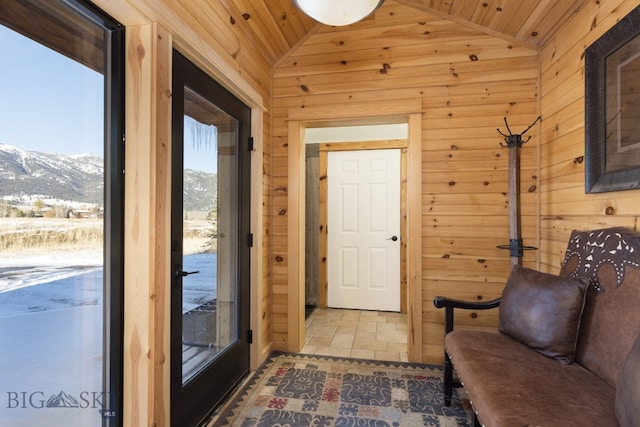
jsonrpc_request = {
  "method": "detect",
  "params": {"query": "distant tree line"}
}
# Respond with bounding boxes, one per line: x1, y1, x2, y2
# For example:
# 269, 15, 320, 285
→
0, 200, 102, 219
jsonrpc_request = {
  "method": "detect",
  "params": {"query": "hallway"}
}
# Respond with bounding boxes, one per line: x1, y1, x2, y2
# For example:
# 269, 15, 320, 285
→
301, 308, 408, 362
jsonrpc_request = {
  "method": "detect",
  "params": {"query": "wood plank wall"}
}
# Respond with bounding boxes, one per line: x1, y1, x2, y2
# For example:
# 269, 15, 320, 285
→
539, 0, 640, 272
272, 1, 540, 362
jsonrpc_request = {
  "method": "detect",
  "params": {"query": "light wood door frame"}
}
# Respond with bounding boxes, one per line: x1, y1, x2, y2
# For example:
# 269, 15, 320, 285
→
319, 141, 408, 314
287, 107, 422, 362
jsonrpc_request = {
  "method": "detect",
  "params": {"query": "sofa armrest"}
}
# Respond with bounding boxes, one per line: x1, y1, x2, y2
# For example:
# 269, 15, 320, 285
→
434, 296, 501, 310
433, 296, 501, 334
433, 296, 501, 408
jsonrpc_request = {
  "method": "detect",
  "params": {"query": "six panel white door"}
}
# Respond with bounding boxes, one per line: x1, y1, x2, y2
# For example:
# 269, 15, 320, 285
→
327, 149, 400, 311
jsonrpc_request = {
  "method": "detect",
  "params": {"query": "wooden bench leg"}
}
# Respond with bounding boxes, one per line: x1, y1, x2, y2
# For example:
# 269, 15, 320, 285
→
443, 352, 453, 407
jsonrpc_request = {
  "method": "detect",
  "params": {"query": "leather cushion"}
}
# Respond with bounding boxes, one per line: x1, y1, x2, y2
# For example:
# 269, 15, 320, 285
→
498, 265, 590, 364
616, 334, 640, 426
445, 330, 617, 426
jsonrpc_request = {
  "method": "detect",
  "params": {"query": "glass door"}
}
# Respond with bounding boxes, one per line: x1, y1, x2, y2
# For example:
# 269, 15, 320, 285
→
171, 51, 251, 426
0, 1, 124, 426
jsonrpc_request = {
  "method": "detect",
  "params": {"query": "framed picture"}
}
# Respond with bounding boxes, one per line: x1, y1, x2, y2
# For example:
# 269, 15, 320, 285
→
585, 6, 640, 193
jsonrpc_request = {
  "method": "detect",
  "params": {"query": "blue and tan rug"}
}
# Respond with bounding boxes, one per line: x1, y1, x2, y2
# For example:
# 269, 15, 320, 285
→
211, 352, 472, 426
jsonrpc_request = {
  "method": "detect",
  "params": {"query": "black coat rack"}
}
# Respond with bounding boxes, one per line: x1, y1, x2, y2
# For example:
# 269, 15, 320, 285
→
496, 116, 541, 267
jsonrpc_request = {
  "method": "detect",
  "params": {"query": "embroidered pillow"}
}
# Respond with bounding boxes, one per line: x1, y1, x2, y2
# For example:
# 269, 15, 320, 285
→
498, 265, 590, 364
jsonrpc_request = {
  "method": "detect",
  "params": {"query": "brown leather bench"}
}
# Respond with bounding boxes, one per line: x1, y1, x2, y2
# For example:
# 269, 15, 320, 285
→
434, 227, 640, 426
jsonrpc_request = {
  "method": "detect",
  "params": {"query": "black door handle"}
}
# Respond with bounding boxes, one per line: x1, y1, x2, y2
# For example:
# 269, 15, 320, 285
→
177, 270, 200, 277
387, 235, 398, 241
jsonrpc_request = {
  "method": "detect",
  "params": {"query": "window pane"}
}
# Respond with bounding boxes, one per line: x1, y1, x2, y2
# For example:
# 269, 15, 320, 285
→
0, 2, 112, 425
181, 88, 239, 384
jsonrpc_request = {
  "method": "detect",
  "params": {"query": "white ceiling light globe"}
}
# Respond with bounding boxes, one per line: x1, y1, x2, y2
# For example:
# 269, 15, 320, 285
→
293, 0, 384, 26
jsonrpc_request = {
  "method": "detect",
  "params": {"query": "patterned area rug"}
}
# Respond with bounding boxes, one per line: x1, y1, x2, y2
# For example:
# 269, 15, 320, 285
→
212, 352, 472, 426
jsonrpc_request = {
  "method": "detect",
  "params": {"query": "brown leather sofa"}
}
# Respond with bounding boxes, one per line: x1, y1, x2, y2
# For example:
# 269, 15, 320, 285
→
434, 227, 640, 426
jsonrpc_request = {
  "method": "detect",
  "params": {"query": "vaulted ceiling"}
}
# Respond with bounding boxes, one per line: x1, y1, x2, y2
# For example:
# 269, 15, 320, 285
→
3, 0, 591, 75
394, 0, 588, 47
208, 0, 588, 66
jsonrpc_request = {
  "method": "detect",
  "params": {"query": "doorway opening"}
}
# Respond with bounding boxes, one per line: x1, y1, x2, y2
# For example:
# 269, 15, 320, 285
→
302, 124, 409, 361
287, 112, 422, 363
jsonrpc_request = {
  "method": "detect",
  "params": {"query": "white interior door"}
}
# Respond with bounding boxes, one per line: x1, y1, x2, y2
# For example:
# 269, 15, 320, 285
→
327, 149, 401, 311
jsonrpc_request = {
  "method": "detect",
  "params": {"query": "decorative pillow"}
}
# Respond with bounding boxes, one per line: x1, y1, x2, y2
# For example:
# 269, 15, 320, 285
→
498, 265, 590, 364
615, 334, 640, 427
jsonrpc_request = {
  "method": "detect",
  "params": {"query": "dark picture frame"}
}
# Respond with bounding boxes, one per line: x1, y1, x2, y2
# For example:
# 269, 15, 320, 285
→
585, 6, 640, 193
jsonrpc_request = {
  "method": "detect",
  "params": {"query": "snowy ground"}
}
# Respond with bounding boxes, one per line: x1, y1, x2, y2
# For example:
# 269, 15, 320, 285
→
0, 259, 104, 426
0, 247, 216, 426
0, 249, 102, 293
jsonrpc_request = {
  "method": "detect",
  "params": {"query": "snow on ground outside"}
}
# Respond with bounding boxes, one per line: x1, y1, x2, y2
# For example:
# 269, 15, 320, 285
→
0, 273, 103, 426
0, 250, 102, 293
0, 250, 216, 426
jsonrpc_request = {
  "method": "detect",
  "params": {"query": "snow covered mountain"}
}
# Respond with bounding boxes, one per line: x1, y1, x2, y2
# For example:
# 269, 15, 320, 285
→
0, 143, 103, 204
183, 168, 218, 212
0, 143, 217, 211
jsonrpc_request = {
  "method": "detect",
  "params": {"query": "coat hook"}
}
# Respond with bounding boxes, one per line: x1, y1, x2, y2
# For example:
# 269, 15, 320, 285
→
497, 116, 541, 148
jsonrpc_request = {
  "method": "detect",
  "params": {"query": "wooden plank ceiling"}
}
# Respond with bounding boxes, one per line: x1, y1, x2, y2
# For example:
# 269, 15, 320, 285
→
201, 0, 588, 66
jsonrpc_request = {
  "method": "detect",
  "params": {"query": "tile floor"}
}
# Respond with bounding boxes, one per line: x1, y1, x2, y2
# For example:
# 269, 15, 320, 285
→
301, 307, 408, 362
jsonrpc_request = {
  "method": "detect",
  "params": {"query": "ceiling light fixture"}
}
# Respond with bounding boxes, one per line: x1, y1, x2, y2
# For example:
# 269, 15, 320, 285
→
292, 0, 384, 26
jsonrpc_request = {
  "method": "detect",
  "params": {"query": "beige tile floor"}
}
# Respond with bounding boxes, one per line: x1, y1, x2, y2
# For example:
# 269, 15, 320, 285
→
301, 307, 408, 362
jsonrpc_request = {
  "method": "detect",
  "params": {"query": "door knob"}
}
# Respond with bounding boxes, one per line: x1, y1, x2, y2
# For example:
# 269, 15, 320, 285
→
387, 235, 398, 241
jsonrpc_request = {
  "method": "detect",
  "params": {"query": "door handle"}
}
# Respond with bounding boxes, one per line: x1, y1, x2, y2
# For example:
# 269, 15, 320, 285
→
177, 269, 200, 278
387, 235, 398, 241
